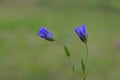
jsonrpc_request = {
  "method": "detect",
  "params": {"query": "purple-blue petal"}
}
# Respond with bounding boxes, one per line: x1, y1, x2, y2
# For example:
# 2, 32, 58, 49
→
37, 27, 54, 41
74, 27, 79, 36
74, 24, 88, 43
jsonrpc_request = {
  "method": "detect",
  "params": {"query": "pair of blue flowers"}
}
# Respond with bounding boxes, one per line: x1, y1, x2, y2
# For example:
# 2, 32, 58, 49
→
37, 25, 88, 43
37, 25, 88, 80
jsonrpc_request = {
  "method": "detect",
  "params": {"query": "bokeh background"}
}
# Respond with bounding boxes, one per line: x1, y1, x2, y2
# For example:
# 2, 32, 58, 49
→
0, 0, 120, 80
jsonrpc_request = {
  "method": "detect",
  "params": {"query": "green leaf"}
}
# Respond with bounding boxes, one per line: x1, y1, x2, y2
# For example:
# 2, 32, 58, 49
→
81, 59, 85, 73
64, 45, 71, 57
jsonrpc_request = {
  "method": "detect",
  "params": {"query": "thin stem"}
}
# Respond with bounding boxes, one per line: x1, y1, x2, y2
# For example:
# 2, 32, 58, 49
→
83, 43, 88, 80
85, 43, 88, 67
55, 39, 76, 80
83, 77, 85, 80
69, 57, 76, 80
55, 39, 64, 45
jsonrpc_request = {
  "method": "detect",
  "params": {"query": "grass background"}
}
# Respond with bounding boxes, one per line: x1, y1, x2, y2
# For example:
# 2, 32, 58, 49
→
0, 0, 120, 80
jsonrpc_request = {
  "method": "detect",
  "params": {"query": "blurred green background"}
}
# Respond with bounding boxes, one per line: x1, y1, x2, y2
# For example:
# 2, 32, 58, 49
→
0, 0, 120, 80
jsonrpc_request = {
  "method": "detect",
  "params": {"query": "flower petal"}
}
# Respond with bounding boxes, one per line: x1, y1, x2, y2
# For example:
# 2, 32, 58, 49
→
37, 27, 54, 41
74, 25, 88, 43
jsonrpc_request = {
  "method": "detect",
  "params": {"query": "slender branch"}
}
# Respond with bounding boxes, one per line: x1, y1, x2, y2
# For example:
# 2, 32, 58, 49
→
69, 57, 76, 80
83, 43, 88, 80
55, 39, 64, 46
85, 43, 88, 66
55, 39, 76, 80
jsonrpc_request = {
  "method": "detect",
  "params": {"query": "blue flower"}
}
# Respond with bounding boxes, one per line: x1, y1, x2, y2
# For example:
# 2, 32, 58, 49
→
74, 25, 88, 43
37, 27, 54, 41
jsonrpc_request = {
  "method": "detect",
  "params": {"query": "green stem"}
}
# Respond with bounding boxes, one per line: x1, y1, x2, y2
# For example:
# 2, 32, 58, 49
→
85, 43, 88, 67
69, 57, 76, 80
55, 39, 76, 80
55, 39, 64, 45
83, 43, 88, 80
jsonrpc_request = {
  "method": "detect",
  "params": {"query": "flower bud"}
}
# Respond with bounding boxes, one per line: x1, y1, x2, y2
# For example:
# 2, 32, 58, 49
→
74, 25, 88, 43
37, 27, 54, 41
